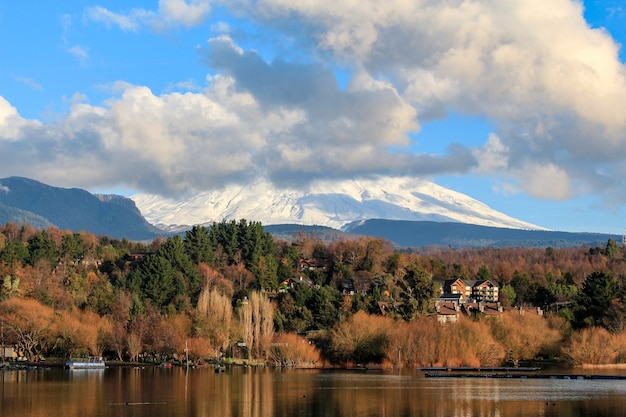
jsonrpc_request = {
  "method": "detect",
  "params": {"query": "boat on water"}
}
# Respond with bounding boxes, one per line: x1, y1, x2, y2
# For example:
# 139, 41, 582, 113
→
65, 356, 106, 370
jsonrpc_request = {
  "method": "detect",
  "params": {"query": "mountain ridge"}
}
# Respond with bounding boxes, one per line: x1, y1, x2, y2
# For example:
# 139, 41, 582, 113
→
0, 177, 161, 240
340, 219, 621, 249
0, 177, 619, 248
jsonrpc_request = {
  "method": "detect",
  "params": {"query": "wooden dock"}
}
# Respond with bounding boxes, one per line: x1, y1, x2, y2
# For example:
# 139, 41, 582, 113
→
424, 373, 626, 380
420, 367, 541, 373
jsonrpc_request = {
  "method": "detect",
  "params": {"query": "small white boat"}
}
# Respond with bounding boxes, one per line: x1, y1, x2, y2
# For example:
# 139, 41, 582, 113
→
66, 356, 106, 370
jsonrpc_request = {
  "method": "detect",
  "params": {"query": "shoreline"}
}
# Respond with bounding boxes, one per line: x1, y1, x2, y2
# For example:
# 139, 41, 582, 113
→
580, 363, 626, 369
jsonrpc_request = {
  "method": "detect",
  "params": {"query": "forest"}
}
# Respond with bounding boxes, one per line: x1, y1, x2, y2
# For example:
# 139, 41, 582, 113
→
1, 219, 626, 368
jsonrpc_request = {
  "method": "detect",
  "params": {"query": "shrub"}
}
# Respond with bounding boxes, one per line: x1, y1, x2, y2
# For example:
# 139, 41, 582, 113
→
269, 332, 320, 367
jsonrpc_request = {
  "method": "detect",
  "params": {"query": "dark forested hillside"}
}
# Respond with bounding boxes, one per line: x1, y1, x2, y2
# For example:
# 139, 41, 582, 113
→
0, 177, 161, 240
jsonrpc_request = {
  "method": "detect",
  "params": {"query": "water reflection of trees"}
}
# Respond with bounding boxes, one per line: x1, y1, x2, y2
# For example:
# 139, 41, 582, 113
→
3, 368, 626, 417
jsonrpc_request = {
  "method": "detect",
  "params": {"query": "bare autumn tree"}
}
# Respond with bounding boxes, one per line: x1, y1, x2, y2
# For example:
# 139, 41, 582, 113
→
223, 263, 255, 290
142, 308, 178, 363
163, 313, 190, 360
240, 299, 253, 359
197, 287, 233, 354
255, 291, 275, 359
108, 291, 132, 360
198, 263, 234, 298
127, 332, 142, 363
198, 263, 222, 290
291, 232, 317, 259
239, 291, 274, 360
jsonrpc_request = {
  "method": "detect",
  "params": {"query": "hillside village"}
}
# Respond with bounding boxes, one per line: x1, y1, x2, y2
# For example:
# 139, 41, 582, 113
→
1, 220, 626, 368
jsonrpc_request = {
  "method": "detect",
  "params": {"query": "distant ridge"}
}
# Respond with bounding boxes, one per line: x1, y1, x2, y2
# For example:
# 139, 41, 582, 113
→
0, 201, 52, 229
0, 177, 161, 240
341, 219, 621, 248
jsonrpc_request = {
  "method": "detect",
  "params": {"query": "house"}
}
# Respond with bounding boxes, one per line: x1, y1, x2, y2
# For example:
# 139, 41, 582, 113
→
279, 276, 314, 292
441, 278, 473, 299
435, 278, 501, 322
463, 301, 504, 318
436, 292, 464, 305
128, 252, 153, 261
298, 258, 329, 272
471, 280, 500, 302
435, 302, 462, 324
337, 278, 355, 295
440, 278, 500, 303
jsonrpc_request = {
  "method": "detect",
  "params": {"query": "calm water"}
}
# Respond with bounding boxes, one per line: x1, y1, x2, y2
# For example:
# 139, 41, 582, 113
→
3, 366, 626, 416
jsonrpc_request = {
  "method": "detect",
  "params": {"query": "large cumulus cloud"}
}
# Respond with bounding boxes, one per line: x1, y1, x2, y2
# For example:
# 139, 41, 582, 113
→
233, 0, 626, 199
0, 36, 472, 196
2, 0, 626, 203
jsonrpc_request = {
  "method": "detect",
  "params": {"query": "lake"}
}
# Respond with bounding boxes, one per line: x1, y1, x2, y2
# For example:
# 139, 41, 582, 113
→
3, 365, 626, 416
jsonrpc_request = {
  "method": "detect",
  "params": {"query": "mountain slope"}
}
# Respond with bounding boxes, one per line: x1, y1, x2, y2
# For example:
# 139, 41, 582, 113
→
0, 201, 53, 229
0, 177, 161, 240
342, 219, 620, 248
132, 176, 544, 231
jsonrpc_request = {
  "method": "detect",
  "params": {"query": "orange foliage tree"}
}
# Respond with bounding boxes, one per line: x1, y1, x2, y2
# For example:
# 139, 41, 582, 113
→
269, 332, 320, 368
328, 311, 392, 365
562, 327, 620, 365
387, 317, 505, 368
489, 310, 562, 366
0, 297, 56, 359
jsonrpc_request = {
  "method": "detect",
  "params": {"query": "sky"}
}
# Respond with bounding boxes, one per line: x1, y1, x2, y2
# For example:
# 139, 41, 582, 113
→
1, 0, 626, 234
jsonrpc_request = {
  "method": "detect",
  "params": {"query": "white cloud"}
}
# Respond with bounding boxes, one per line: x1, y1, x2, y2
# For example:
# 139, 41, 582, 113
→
13, 76, 42, 91
0, 35, 473, 196
4, 0, 626, 206
225, 0, 626, 202
158, 0, 212, 28
517, 162, 572, 200
68, 45, 89, 61
86, 1, 212, 32
0, 98, 41, 140
86, 6, 146, 32
473, 134, 509, 173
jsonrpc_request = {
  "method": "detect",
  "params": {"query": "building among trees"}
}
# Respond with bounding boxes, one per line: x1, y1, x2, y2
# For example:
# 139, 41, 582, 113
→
439, 278, 500, 303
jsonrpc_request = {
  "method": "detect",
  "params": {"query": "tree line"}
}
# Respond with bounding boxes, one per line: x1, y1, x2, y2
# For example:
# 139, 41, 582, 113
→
1, 221, 626, 367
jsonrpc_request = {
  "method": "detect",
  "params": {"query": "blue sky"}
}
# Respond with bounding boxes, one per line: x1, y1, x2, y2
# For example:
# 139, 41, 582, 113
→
1, 0, 626, 234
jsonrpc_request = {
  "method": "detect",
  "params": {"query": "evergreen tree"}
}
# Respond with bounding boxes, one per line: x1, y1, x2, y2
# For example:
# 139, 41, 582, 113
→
27, 231, 57, 267
61, 233, 85, 263
476, 264, 493, 281
604, 238, 621, 258
184, 225, 212, 264
157, 235, 200, 304
395, 264, 436, 320
130, 255, 177, 311
574, 271, 624, 331
308, 285, 341, 329
0, 241, 29, 265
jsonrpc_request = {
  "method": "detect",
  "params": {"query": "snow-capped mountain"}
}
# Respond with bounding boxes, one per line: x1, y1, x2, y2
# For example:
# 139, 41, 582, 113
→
132, 176, 544, 232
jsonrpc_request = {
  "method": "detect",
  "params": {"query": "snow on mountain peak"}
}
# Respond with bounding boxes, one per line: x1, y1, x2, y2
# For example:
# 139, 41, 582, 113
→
131, 176, 545, 231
